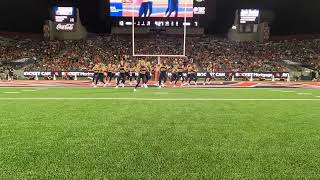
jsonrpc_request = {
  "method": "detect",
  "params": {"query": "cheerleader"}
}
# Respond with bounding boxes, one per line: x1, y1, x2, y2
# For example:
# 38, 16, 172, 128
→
170, 64, 178, 84
108, 64, 117, 84
188, 64, 198, 85
116, 60, 127, 88
186, 63, 193, 84
92, 64, 99, 85
158, 60, 168, 88
134, 60, 148, 92
93, 63, 106, 87
145, 61, 152, 83
174, 61, 186, 86
204, 62, 214, 85
129, 63, 137, 83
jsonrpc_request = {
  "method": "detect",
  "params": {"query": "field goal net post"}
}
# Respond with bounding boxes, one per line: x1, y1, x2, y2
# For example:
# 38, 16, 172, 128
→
131, 0, 189, 60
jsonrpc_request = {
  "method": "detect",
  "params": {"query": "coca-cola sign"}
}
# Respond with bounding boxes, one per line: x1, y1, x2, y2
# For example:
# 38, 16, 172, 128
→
56, 23, 75, 31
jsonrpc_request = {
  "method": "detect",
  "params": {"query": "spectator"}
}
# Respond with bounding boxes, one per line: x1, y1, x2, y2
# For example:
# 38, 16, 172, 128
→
1, 33, 320, 72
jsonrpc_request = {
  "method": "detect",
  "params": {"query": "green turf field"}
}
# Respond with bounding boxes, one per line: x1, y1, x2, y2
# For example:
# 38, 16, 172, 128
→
0, 88, 320, 179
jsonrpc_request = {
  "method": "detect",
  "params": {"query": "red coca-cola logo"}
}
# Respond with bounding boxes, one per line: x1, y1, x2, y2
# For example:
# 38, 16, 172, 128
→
56, 23, 74, 31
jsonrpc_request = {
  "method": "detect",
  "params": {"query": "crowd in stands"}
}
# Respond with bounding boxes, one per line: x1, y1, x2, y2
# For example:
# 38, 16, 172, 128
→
1, 34, 320, 72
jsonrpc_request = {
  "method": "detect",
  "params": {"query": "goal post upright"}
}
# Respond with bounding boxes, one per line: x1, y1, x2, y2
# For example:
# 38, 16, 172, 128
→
132, 2, 135, 56
183, 0, 187, 56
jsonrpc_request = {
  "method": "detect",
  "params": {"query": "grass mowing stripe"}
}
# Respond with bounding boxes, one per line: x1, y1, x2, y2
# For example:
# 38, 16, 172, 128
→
0, 98, 320, 101
0, 88, 320, 179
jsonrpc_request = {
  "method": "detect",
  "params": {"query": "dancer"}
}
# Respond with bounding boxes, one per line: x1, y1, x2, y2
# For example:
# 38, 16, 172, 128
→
204, 62, 215, 85
134, 60, 148, 91
93, 63, 106, 88
174, 61, 185, 87
146, 61, 152, 83
188, 64, 198, 85
158, 60, 168, 88
116, 60, 127, 88
129, 63, 137, 84
170, 63, 178, 84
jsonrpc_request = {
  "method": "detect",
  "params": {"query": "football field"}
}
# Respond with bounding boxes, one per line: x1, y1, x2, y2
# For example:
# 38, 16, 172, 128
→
0, 87, 320, 179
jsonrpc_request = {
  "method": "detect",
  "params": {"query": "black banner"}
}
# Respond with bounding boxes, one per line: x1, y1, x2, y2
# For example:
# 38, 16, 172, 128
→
24, 71, 289, 79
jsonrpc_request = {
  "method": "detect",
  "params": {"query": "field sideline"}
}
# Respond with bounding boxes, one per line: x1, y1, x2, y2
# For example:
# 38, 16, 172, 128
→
1, 88, 320, 179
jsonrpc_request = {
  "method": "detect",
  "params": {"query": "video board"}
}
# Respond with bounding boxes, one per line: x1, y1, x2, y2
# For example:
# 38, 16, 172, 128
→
110, 0, 206, 27
54, 6, 76, 23
110, 0, 193, 18
239, 9, 260, 24
53, 6, 77, 32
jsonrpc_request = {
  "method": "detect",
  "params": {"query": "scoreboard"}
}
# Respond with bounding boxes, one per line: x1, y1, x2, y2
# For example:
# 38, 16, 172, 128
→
238, 9, 260, 33
53, 6, 77, 31
110, 0, 206, 27
117, 19, 199, 27
239, 9, 260, 24
54, 7, 76, 23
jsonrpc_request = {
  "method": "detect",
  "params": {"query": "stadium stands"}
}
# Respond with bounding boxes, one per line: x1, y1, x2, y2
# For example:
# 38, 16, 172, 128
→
1, 34, 320, 72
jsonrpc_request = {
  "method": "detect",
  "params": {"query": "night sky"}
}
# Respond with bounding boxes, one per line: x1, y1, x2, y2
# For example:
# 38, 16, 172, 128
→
0, 0, 320, 35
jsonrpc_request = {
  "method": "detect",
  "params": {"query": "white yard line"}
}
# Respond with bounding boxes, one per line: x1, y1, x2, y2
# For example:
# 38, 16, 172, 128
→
297, 93, 313, 95
0, 98, 320, 101
20, 90, 37, 92
280, 91, 296, 93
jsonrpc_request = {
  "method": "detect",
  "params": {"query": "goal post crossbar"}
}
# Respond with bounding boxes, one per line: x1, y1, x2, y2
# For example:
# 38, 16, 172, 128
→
131, 0, 188, 57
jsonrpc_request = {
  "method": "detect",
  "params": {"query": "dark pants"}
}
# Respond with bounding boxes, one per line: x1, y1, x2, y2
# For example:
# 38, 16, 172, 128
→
95, 73, 105, 85
139, 2, 153, 17
129, 72, 137, 81
186, 73, 192, 82
147, 2, 153, 17
135, 73, 147, 88
205, 72, 214, 82
159, 71, 167, 85
146, 72, 151, 82
117, 73, 126, 85
139, 2, 149, 17
125, 72, 130, 79
189, 73, 198, 83
108, 73, 115, 82
171, 73, 177, 82
175, 72, 185, 84
107, 72, 112, 79
92, 73, 98, 82
165, 0, 179, 17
